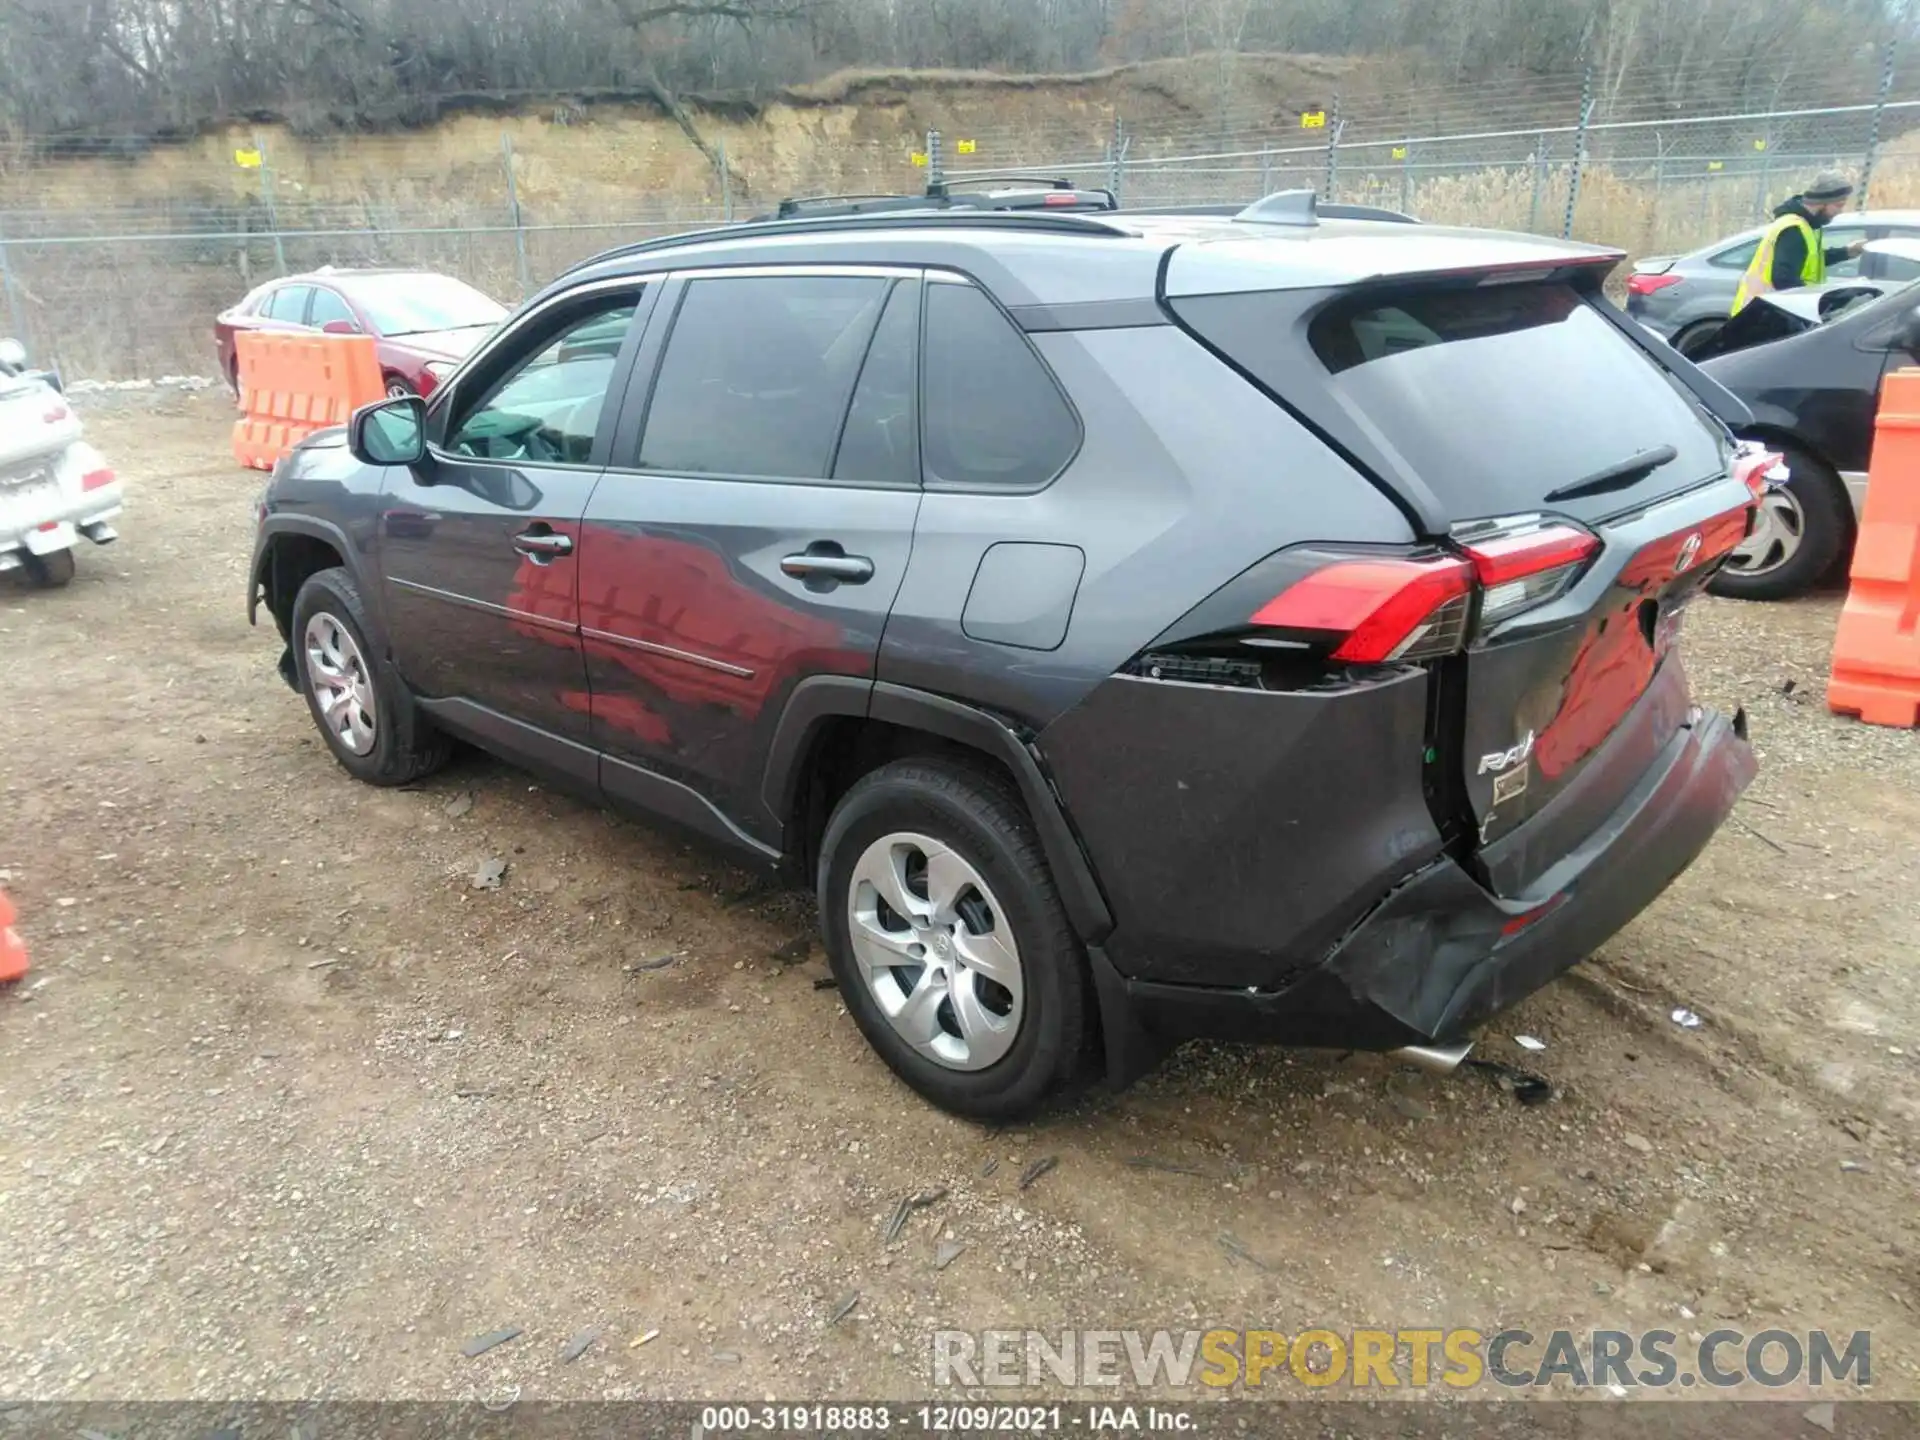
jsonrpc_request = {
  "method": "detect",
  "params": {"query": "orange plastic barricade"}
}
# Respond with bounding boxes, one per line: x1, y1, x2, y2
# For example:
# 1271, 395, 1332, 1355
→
230, 331, 383, 472
1830, 367, 1920, 727
0, 888, 27, 985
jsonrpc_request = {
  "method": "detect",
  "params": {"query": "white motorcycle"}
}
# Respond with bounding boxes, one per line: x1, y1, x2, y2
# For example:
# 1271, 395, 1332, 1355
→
0, 337, 123, 589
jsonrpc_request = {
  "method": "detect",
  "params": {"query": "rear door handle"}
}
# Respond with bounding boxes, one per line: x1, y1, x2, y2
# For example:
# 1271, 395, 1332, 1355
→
513, 528, 574, 560
780, 551, 874, 584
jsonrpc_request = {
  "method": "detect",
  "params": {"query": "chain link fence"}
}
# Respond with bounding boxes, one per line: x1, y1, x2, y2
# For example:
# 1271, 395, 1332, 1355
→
5, 47, 1920, 380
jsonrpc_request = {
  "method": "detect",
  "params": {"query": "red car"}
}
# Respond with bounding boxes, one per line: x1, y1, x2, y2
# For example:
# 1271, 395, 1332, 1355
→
215, 268, 506, 400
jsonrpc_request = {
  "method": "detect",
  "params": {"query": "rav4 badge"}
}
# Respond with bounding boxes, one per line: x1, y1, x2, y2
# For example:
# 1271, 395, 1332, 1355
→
1478, 730, 1536, 776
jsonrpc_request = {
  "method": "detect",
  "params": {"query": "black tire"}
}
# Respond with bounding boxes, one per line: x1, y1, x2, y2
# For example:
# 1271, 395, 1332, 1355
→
22, 549, 75, 589
1709, 443, 1851, 601
818, 758, 1090, 1121
1671, 317, 1725, 359
290, 566, 449, 785
384, 375, 417, 399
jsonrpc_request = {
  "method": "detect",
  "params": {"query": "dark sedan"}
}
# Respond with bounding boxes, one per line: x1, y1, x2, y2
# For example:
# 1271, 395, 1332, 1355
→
215, 269, 506, 400
1692, 257, 1920, 598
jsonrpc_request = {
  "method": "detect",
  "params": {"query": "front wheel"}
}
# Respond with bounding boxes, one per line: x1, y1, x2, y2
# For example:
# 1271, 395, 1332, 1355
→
1710, 443, 1851, 601
818, 759, 1090, 1120
290, 566, 448, 785
384, 376, 417, 400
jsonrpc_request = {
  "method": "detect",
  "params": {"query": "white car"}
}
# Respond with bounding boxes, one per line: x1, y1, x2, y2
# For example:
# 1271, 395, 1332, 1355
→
0, 339, 123, 588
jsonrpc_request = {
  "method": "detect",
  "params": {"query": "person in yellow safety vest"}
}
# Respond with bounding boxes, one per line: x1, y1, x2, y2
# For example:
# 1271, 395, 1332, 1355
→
1731, 171, 1867, 315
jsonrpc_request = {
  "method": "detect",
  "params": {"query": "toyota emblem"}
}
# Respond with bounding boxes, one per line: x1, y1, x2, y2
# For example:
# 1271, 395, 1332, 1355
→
1674, 531, 1703, 573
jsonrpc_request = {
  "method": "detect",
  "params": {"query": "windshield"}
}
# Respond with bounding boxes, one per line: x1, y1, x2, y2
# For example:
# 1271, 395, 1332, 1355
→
347, 274, 506, 336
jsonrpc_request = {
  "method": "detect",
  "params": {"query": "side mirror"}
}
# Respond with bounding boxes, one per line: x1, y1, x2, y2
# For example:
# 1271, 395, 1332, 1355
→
0, 337, 25, 370
321, 318, 360, 335
348, 395, 427, 468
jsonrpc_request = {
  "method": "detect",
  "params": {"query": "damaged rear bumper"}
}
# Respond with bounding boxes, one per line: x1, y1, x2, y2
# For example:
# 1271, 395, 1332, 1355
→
1094, 704, 1755, 1071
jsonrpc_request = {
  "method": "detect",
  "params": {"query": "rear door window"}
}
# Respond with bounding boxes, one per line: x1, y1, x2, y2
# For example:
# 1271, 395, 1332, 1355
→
832, 280, 920, 487
637, 274, 890, 481
921, 282, 1079, 490
264, 285, 313, 324
308, 289, 358, 330
1710, 238, 1760, 271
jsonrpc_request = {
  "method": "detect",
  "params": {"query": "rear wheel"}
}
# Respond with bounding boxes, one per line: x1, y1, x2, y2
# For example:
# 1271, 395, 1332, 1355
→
1671, 317, 1725, 358
22, 549, 75, 589
384, 376, 417, 399
1710, 443, 1850, 601
818, 759, 1090, 1120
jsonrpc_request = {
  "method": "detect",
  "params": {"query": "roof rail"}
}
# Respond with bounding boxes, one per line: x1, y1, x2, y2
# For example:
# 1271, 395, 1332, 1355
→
772, 193, 930, 219
1125, 199, 1418, 225
555, 208, 1133, 281
932, 173, 1079, 192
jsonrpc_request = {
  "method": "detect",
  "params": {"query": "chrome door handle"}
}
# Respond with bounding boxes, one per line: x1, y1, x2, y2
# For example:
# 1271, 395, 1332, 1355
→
513, 529, 573, 558
780, 552, 874, 583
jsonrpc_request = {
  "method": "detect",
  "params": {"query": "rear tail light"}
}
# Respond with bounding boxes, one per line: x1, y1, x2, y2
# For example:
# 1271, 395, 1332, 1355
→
1626, 272, 1681, 297
81, 467, 116, 492
43, 404, 70, 424
1731, 445, 1786, 501
1246, 521, 1599, 667
1459, 522, 1600, 628
1251, 555, 1474, 663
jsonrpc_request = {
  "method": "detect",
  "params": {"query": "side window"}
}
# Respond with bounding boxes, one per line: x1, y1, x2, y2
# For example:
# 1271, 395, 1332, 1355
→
832, 280, 919, 487
1826, 226, 1866, 279
921, 281, 1079, 491
1865, 251, 1920, 283
637, 274, 890, 480
264, 285, 313, 323
308, 289, 358, 330
1710, 239, 1760, 271
445, 296, 639, 466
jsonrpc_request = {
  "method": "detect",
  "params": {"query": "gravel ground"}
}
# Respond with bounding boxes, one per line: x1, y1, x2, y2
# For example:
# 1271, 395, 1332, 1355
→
2, 394, 1917, 1405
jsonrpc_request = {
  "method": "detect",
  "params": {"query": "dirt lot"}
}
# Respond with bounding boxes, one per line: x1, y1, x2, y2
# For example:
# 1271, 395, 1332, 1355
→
3, 394, 1918, 1405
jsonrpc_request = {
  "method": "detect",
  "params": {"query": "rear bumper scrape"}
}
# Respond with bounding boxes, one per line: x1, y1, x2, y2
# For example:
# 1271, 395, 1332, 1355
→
1111, 704, 1754, 1055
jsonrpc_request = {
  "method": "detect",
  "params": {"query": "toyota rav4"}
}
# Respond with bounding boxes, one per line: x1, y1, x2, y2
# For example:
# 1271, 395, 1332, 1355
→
248, 194, 1761, 1119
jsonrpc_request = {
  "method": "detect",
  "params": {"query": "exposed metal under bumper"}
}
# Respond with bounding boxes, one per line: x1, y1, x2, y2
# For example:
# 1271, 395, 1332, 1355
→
1386, 1039, 1475, 1075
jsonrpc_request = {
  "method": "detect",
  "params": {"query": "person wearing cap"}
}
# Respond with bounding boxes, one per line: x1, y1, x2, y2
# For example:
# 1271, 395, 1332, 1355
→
1731, 171, 1867, 315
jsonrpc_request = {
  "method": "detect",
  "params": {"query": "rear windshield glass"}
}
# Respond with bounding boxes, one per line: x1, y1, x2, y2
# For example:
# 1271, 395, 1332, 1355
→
1178, 281, 1725, 522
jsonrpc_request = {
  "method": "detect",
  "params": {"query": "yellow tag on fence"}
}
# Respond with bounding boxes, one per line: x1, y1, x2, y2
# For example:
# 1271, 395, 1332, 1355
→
1754, 139, 1768, 151
956, 139, 977, 155
910, 152, 928, 167
234, 148, 263, 169
1301, 111, 1327, 130
1708, 160, 1725, 172
1391, 147, 1407, 160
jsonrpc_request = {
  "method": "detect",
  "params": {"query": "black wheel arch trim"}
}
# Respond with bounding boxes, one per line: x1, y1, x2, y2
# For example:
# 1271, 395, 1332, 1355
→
251, 514, 387, 655
759, 677, 1116, 945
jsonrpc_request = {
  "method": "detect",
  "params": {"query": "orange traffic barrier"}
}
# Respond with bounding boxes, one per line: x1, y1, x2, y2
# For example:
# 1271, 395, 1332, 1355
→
230, 331, 383, 471
1830, 367, 1920, 727
0, 888, 27, 985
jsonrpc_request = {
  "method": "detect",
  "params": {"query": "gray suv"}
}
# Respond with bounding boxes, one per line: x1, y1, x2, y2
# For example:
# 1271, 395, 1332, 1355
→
249, 196, 1759, 1118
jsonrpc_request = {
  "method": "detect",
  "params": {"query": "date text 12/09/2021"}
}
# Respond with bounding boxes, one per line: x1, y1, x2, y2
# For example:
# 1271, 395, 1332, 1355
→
699, 1405, 1192, 1433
